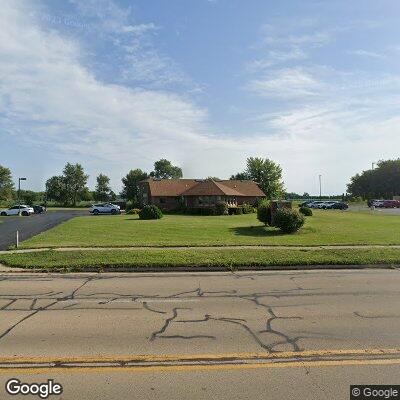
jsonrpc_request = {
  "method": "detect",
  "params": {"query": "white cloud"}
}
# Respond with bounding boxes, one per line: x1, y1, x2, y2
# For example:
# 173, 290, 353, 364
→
120, 23, 158, 35
247, 48, 307, 71
247, 68, 322, 99
1, 1, 400, 196
347, 49, 385, 59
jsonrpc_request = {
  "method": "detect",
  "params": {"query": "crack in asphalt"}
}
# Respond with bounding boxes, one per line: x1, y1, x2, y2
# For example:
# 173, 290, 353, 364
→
150, 307, 191, 342
1, 273, 398, 355
354, 311, 400, 319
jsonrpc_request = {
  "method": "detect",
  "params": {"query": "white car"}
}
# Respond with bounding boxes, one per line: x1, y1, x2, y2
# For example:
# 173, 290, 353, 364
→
0, 205, 34, 216
308, 201, 326, 208
319, 201, 338, 209
89, 203, 121, 215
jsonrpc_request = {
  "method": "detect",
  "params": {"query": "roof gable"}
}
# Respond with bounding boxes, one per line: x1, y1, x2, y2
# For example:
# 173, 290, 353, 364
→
141, 178, 266, 197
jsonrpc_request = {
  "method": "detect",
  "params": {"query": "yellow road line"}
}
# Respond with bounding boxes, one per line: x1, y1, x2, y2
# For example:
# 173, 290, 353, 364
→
0, 358, 399, 375
0, 348, 399, 364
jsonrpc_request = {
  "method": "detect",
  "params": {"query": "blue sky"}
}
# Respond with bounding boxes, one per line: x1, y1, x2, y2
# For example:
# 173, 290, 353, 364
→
1, 0, 400, 194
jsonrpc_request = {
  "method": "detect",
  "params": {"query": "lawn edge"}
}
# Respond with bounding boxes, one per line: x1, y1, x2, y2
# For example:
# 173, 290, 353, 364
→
0, 263, 398, 274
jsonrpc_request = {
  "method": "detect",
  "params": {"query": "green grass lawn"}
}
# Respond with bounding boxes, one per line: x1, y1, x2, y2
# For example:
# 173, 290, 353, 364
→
18, 209, 400, 248
1, 248, 400, 271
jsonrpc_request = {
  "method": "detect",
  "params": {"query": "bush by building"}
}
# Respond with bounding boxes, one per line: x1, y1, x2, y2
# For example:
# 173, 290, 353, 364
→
126, 208, 141, 215
139, 205, 163, 220
274, 209, 305, 233
257, 200, 272, 226
215, 201, 228, 215
242, 203, 254, 214
299, 206, 313, 216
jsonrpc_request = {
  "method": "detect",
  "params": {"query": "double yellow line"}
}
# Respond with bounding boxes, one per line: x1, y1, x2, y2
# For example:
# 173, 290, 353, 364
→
1, 348, 400, 374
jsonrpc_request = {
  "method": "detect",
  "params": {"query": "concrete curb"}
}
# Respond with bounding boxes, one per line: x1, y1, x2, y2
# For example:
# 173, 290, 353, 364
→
0, 263, 398, 274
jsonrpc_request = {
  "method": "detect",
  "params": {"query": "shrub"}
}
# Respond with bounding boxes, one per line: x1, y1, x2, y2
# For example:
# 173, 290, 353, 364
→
274, 209, 305, 233
139, 205, 163, 220
126, 208, 140, 215
299, 206, 313, 216
126, 201, 141, 212
257, 200, 272, 226
234, 207, 243, 215
215, 201, 228, 215
242, 203, 254, 214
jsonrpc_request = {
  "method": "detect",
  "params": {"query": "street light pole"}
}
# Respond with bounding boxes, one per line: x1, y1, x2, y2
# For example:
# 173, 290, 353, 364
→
319, 175, 322, 199
18, 177, 27, 216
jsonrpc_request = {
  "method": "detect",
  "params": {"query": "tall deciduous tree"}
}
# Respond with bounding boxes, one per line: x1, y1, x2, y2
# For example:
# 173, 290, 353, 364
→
150, 159, 182, 179
45, 163, 89, 206
0, 165, 14, 201
121, 169, 148, 203
231, 157, 284, 199
94, 173, 111, 201
62, 163, 89, 206
45, 176, 64, 203
347, 159, 400, 199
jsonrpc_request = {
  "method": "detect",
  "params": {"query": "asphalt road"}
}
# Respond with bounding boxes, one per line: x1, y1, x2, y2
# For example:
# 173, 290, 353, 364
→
0, 269, 399, 399
0, 211, 85, 250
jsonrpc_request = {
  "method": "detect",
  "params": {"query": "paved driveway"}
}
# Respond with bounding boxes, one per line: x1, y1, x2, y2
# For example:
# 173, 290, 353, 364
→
0, 211, 85, 250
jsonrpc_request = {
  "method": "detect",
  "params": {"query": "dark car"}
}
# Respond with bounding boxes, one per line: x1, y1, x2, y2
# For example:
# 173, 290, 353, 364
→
329, 202, 349, 210
32, 205, 46, 214
382, 200, 400, 209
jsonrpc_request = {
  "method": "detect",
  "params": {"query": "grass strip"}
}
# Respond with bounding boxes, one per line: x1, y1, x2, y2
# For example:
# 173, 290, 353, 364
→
1, 248, 400, 271
18, 211, 400, 249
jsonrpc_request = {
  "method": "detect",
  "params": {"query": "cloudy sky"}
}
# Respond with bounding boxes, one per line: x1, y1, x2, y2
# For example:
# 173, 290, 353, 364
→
1, 0, 400, 195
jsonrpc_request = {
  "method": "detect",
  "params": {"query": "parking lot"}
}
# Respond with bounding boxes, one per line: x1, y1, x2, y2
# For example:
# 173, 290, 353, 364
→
0, 211, 85, 250
348, 204, 400, 215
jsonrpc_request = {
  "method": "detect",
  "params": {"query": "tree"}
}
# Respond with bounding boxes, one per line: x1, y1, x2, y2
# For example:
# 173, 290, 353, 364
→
230, 172, 249, 180
80, 187, 94, 202
121, 169, 148, 203
150, 159, 182, 179
45, 163, 89, 206
232, 157, 284, 199
109, 190, 117, 201
94, 173, 111, 201
45, 176, 64, 203
0, 165, 14, 201
62, 163, 89, 206
347, 159, 400, 199
19, 190, 39, 205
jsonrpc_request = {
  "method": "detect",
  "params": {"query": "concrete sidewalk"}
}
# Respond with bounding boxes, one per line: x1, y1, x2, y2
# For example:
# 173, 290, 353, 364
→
3, 243, 400, 254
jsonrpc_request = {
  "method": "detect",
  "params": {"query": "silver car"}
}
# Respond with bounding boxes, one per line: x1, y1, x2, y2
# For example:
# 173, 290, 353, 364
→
89, 203, 121, 215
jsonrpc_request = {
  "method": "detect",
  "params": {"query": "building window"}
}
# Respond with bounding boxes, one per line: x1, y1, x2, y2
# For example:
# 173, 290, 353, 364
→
159, 198, 166, 204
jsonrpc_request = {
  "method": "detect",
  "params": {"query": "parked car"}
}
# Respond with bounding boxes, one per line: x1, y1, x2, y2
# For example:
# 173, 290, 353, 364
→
308, 201, 326, 208
320, 201, 338, 209
382, 200, 400, 208
33, 205, 46, 214
0, 205, 34, 216
371, 200, 385, 208
329, 202, 349, 210
299, 200, 318, 207
89, 203, 121, 215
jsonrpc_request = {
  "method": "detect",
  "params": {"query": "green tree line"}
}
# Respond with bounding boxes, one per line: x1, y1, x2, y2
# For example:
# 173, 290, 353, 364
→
347, 159, 400, 199
1, 156, 287, 207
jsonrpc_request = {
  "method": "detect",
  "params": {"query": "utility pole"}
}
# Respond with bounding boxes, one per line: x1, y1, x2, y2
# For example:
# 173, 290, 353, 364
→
319, 175, 322, 199
372, 162, 375, 170
18, 177, 27, 216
